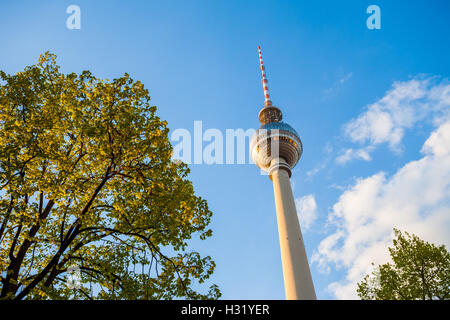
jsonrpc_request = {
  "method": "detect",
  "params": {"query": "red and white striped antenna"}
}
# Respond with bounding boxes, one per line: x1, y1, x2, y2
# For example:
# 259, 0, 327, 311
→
258, 46, 272, 107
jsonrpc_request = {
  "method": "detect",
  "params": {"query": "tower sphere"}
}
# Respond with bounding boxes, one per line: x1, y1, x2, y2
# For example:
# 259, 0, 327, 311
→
250, 118, 303, 174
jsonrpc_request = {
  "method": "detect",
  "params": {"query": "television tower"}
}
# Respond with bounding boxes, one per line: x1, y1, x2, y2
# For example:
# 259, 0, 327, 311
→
250, 46, 316, 300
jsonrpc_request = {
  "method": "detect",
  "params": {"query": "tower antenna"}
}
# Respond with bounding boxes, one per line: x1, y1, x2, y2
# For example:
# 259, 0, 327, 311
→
258, 46, 273, 107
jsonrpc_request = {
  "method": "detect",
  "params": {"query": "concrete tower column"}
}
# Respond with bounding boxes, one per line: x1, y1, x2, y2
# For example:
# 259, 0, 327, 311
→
269, 158, 316, 300
251, 46, 316, 300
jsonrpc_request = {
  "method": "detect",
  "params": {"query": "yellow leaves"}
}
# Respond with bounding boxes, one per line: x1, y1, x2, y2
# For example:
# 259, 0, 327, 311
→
35, 288, 48, 298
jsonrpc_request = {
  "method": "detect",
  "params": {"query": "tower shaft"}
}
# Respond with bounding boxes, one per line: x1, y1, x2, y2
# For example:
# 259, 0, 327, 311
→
252, 46, 316, 300
270, 159, 317, 300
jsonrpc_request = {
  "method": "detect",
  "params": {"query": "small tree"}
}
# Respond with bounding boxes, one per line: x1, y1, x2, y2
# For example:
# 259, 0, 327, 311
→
357, 229, 450, 300
0, 52, 220, 300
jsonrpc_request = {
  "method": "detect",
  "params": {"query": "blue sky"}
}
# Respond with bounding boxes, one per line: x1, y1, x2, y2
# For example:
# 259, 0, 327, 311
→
1, 0, 449, 299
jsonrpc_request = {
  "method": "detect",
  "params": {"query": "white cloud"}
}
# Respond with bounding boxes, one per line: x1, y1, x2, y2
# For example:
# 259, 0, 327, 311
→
421, 121, 450, 157
339, 72, 353, 84
295, 194, 318, 231
306, 162, 326, 179
324, 72, 353, 97
306, 143, 334, 179
313, 119, 450, 299
339, 77, 450, 164
336, 147, 373, 164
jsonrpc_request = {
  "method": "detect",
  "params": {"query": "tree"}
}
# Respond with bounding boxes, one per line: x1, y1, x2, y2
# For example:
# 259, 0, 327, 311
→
357, 229, 450, 300
0, 52, 220, 300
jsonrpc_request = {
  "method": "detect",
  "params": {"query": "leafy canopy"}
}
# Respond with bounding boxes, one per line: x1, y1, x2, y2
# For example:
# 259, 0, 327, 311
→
0, 52, 220, 300
357, 229, 450, 300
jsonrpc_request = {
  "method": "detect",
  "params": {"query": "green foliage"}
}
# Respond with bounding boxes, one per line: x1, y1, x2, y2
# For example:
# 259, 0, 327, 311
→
357, 229, 450, 300
0, 52, 220, 300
